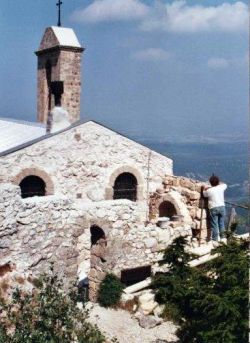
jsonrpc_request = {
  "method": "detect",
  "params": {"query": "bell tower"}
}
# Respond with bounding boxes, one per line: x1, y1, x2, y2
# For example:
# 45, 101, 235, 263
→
35, 26, 84, 124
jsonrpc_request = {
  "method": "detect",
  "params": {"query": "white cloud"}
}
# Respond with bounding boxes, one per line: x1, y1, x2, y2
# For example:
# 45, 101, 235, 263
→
132, 48, 170, 61
71, 0, 248, 33
140, 1, 248, 33
207, 57, 230, 69
71, 0, 149, 23
207, 54, 249, 69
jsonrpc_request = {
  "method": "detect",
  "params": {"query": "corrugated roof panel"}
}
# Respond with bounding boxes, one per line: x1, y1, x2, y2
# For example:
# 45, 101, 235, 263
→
0, 118, 46, 153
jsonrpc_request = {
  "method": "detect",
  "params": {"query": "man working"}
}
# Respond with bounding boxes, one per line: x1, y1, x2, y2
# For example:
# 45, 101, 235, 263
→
202, 175, 227, 245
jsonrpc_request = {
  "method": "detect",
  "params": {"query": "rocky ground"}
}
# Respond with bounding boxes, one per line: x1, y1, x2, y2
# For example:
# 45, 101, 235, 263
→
87, 303, 178, 343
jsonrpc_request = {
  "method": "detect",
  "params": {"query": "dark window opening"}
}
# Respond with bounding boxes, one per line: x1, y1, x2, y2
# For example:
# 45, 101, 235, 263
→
113, 172, 137, 201
20, 175, 46, 199
159, 201, 177, 218
192, 228, 200, 238
46, 60, 52, 110
46, 60, 52, 86
121, 266, 151, 286
90, 225, 105, 246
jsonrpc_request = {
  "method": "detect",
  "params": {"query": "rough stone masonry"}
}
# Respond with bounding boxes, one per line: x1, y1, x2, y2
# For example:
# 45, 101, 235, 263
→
0, 127, 208, 300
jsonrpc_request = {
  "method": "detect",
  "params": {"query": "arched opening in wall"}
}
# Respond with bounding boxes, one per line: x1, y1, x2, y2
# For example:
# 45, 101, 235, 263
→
19, 175, 46, 199
113, 172, 137, 201
90, 225, 106, 247
90, 225, 107, 263
121, 266, 151, 286
159, 201, 177, 219
89, 225, 107, 302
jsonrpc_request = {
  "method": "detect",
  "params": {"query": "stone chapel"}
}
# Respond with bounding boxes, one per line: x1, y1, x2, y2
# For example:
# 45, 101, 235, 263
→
0, 25, 209, 300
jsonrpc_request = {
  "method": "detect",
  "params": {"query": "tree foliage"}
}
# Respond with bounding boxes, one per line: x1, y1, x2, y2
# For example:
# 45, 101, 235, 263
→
152, 233, 248, 343
0, 268, 105, 343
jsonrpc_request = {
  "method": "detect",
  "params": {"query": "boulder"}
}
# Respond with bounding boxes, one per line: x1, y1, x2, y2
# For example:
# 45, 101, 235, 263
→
139, 300, 158, 315
138, 314, 163, 329
138, 290, 158, 315
138, 290, 155, 304
153, 304, 165, 317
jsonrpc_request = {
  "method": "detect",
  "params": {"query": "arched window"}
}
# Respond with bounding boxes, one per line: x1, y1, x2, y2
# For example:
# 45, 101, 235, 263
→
159, 201, 177, 218
113, 172, 137, 201
19, 175, 46, 199
90, 226, 105, 246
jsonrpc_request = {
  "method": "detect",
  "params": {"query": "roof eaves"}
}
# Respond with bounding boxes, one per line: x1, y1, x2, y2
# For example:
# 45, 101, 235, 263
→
35, 45, 84, 56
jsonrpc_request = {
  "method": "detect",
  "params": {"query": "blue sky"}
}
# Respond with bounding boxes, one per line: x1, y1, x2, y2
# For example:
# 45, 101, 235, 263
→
0, 0, 248, 140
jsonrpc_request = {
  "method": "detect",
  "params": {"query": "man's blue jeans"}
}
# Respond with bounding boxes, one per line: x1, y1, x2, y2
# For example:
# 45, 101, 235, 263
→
209, 206, 226, 241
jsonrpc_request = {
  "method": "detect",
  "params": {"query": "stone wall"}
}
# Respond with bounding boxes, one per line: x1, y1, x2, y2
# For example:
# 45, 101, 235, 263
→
60, 50, 82, 123
0, 121, 173, 202
0, 184, 82, 281
0, 183, 192, 300
149, 175, 210, 242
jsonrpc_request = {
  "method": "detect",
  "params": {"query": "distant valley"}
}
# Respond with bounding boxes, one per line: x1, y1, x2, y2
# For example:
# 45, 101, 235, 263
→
138, 140, 249, 231
143, 141, 248, 203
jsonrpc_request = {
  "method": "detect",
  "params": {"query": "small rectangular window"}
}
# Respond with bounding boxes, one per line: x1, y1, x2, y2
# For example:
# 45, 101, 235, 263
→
121, 266, 151, 286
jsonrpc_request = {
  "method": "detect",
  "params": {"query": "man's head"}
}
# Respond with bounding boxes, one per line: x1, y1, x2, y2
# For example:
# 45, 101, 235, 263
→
209, 175, 220, 186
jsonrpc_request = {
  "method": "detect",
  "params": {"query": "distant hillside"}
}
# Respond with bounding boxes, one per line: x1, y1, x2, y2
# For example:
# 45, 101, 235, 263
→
144, 141, 248, 203
141, 140, 249, 233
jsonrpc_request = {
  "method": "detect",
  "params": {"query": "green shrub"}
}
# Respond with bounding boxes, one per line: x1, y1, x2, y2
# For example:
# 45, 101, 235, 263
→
0, 267, 105, 343
98, 273, 124, 308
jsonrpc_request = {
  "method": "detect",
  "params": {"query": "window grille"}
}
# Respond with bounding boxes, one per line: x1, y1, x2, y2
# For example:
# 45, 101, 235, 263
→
113, 172, 137, 201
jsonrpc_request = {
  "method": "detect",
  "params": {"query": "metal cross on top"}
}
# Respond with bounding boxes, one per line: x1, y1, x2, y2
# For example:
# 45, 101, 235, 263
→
56, 0, 63, 27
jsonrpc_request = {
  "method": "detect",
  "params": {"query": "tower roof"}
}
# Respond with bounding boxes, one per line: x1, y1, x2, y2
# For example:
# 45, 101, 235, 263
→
37, 26, 82, 52
50, 26, 81, 47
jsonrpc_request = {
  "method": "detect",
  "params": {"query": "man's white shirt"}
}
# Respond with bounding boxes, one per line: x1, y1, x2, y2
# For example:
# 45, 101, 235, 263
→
203, 183, 227, 209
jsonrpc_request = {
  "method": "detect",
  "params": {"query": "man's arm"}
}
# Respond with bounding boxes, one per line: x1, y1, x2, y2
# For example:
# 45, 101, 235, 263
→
219, 182, 227, 190
201, 185, 211, 197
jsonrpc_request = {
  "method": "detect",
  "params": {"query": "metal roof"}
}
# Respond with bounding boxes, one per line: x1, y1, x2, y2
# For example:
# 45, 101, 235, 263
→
0, 118, 46, 154
51, 26, 81, 48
